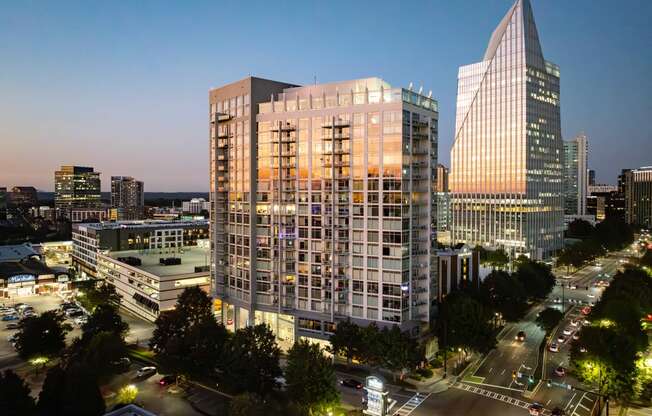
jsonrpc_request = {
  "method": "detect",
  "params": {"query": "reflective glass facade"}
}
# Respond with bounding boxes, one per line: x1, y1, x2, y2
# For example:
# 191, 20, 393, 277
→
450, 0, 563, 259
563, 134, 588, 216
210, 77, 438, 342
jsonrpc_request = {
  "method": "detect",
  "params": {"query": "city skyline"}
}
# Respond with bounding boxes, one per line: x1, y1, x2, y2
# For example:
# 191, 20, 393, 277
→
1, 0, 650, 191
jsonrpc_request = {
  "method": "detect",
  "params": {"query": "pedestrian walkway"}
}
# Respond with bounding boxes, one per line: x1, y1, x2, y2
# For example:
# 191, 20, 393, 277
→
392, 392, 431, 416
452, 381, 535, 412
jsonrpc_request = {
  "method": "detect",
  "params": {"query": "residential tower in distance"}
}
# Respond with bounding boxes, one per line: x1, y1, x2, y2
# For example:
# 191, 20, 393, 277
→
450, 0, 564, 259
563, 133, 589, 216
111, 176, 145, 220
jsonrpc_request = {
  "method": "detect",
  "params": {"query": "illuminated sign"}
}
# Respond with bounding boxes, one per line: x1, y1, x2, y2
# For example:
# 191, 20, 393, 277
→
8, 274, 36, 284
364, 376, 389, 416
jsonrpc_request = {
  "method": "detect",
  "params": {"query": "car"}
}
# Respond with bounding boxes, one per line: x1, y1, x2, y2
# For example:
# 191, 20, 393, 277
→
2, 314, 19, 321
528, 403, 544, 415
582, 319, 591, 325
5, 323, 20, 330
22, 310, 36, 318
1, 309, 17, 316
159, 375, 177, 386
340, 378, 363, 389
563, 328, 572, 336
135, 366, 157, 379
572, 333, 580, 341
516, 331, 526, 342
6, 334, 17, 342
557, 336, 566, 344
554, 366, 566, 377
553, 297, 561, 303
549, 343, 559, 352
579, 346, 587, 353
111, 357, 131, 369
587, 294, 595, 298
570, 285, 577, 290
74, 316, 88, 325
67, 310, 84, 318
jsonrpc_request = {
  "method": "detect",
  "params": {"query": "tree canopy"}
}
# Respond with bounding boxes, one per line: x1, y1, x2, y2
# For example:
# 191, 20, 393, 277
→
15, 310, 69, 360
514, 258, 556, 300
0, 369, 36, 416
535, 307, 563, 334
479, 270, 528, 321
285, 340, 339, 414
436, 291, 496, 354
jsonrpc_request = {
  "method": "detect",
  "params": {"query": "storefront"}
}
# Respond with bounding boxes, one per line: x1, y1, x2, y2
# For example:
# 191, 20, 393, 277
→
0, 262, 70, 299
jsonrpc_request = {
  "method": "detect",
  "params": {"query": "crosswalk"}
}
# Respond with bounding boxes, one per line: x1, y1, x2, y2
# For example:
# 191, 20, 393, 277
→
452, 382, 534, 411
393, 392, 431, 416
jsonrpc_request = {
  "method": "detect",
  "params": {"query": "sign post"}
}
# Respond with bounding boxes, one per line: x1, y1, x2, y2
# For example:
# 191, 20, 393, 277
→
363, 376, 389, 416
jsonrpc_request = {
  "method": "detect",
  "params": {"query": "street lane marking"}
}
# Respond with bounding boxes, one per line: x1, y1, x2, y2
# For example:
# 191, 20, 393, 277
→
565, 392, 577, 411
488, 367, 494, 373
392, 392, 431, 416
452, 382, 532, 410
500, 369, 506, 375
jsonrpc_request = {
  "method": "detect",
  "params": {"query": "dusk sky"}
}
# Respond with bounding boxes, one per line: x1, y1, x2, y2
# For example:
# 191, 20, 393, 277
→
1, 0, 650, 192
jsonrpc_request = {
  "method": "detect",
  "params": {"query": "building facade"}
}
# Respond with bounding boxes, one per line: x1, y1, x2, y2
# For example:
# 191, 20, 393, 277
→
111, 176, 144, 220
563, 134, 588, 216
210, 77, 438, 347
54, 166, 101, 218
96, 247, 210, 321
436, 244, 480, 303
0, 244, 70, 298
72, 220, 209, 279
182, 198, 211, 214
450, 0, 564, 259
624, 167, 652, 228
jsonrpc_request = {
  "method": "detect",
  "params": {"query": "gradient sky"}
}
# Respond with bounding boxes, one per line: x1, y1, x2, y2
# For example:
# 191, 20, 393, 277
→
1, 0, 650, 191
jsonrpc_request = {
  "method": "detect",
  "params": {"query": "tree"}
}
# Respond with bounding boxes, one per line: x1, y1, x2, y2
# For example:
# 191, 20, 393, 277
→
150, 287, 229, 380
640, 249, 652, 268
36, 365, 66, 416
478, 248, 509, 269
436, 292, 496, 354
81, 304, 128, 340
571, 326, 638, 402
515, 258, 556, 300
285, 340, 339, 415
15, 310, 69, 359
479, 270, 528, 321
593, 217, 634, 251
327, 319, 361, 367
229, 393, 266, 416
0, 369, 36, 416
359, 322, 383, 368
80, 332, 129, 381
535, 308, 563, 334
566, 219, 595, 240
599, 266, 652, 314
380, 326, 421, 381
60, 363, 105, 416
223, 324, 282, 395
76, 280, 121, 312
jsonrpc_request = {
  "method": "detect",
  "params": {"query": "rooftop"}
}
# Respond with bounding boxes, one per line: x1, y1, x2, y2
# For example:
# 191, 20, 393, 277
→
76, 219, 208, 232
105, 246, 210, 277
0, 243, 39, 262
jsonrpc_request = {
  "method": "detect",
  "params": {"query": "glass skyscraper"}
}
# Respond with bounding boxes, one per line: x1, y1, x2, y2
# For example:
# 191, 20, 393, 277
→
210, 77, 438, 348
450, 0, 563, 259
563, 134, 588, 216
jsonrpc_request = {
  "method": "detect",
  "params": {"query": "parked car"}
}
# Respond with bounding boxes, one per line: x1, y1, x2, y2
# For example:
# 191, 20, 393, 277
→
554, 367, 566, 377
549, 343, 559, 353
74, 316, 88, 326
2, 314, 19, 321
110, 357, 131, 369
159, 375, 177, 386
5, 323, 20, 330
135, 366, 157, 379
6, 334, 18, 343
340, 378, 363, 389
528, 403, 544, 415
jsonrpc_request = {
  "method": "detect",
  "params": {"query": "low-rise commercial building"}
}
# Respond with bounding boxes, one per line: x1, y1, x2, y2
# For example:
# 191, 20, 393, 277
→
72, 220, 209, 279
436, 244, 480, 303
0, 244, 70, 298
96, 246, 210, 321
182, 198, 210, 214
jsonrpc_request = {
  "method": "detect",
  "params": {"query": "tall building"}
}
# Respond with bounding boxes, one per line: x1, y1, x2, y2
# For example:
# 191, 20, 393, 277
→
210, 76, 438, 348
54, 166, 101, 218
450, 0, 564, 259
563, 134, 589, 216
624, 167, 652, 228
9, 186, 39, 207
111, 176, 144, 220
588, 169, 596, 186
0, 187, 6, 220
435, 164, 451, 245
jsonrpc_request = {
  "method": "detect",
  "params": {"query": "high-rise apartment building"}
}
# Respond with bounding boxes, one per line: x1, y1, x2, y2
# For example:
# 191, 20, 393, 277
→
563, 134, 588, 216
54, 166, 101, 218
450, 0, 564, 259
588, 169, 596, 186
210, 77, 438, 347
624, 167, 652, 228
111, 176, 144, 220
